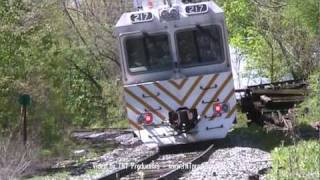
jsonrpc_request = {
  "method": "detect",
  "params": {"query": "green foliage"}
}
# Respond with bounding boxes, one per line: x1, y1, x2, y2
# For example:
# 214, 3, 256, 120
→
40, 117, 62, 148
28, 171, 69, 180
268, 141, 320, 179
228, 111, 289, 151
297, 71, 320, 124
0, 0, 126, 153
217, 0, 320, 81
285, 0, 320, 33
0, 0, 318, 161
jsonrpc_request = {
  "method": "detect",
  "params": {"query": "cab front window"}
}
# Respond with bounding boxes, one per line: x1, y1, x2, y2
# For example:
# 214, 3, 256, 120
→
176, 25, 224, 67
125, 34, 173, 73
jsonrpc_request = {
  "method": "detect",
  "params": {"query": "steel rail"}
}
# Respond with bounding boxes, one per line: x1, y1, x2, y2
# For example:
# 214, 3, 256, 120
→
97, 152, 160, 180
97, 141, 219, 180
157, 144, 216, 180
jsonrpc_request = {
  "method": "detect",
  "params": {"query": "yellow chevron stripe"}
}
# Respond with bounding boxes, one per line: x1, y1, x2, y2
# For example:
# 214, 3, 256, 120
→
168, 79, 188, 89
126, 102, 141, 115
128, 118, 143, 130
155, 82, 182, 105
191, 74, 219, 109
226, 105, 237, 118
202, 73, 233, 116
223, 89, 235, 104
208, 88, 236, 121
139, 85, 174, 112
155, 76, 203, 106
181, 76, 203, 104
125, 88, 166, 120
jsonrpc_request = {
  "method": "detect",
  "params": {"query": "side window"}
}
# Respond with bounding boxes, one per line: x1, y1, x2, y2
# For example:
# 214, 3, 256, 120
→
125, 34, 173, 73
176, 25, 224, 67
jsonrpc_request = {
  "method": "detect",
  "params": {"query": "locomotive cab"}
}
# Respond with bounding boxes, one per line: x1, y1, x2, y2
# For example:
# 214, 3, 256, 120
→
114, 0, 237, 146
115, 0, 231, 84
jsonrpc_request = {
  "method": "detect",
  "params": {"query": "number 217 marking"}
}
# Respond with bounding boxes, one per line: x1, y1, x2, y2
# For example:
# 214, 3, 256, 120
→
186, 4, 208, 15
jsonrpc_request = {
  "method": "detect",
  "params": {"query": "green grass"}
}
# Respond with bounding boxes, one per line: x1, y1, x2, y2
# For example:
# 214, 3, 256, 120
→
27, 171, 69, 180
109, 119, 129, 129
231, 111, 320, 179
28, 135, 117, 180
228, 111, 289, 151
232, 110, 249, 129
267, 140, 320, 179
87, 118, 129, 129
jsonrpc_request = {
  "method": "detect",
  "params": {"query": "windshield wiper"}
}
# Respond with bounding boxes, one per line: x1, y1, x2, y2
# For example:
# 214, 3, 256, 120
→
196, 25, 215, 41
141, 32, 151, 68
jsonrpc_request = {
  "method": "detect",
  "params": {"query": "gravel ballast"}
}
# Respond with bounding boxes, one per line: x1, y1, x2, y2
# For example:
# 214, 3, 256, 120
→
181, 147, 271, 180
72, 136, 158, 179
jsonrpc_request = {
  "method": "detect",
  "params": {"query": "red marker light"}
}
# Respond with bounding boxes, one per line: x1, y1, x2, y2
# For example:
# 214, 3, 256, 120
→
144, 113, 153, 125
214, 103, 222, 113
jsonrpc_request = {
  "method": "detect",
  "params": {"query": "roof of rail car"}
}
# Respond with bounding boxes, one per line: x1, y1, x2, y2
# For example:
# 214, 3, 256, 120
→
114, 1, 224, 34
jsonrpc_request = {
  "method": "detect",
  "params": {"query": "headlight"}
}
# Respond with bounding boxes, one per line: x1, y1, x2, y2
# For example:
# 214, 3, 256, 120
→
160, 9, 170, 19
169, 8, 179, 18
160, 7, 180, 21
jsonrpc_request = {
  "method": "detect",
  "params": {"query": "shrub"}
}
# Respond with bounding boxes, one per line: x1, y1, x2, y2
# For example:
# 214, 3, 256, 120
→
0, 136, 38, 179
297, 71, 320, 124
268, 141, 320, 179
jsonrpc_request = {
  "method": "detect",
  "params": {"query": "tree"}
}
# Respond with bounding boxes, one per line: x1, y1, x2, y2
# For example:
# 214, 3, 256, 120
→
0, 0, 128, 149
217, 0, 320, 81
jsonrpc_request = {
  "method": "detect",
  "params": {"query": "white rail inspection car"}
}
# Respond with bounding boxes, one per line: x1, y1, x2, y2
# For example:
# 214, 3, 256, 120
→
114, 0, 237, 146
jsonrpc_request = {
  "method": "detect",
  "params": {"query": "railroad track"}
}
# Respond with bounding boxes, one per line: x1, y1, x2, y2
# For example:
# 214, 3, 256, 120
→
98, 141, 219, 180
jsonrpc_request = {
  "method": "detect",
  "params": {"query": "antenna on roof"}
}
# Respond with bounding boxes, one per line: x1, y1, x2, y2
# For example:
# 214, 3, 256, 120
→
163, 0, 167, 5
133, 0, 143, 10
161, 0, 173, 7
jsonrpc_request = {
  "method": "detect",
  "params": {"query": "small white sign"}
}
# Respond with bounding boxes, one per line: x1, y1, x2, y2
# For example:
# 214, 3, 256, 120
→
185, 3, 209, 15
130, 12, 154, 24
